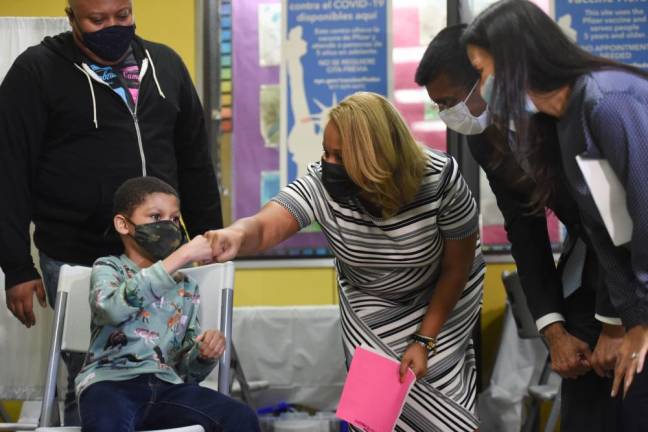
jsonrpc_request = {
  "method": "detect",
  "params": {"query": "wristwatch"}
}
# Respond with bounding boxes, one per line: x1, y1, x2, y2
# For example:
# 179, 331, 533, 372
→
411, 333, 437, 355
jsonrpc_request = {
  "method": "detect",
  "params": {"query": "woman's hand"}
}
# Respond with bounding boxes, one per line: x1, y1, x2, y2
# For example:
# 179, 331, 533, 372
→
196, 329, 226, 360
399, 343, 428, 382
204, 229, 244, 262
203, 203, 302, 260
611, 324, 648, 398
591, 323, 624, 378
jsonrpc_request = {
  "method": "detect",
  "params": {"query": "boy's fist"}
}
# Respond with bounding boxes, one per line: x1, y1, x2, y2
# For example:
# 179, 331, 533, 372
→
181, 235, 213, 264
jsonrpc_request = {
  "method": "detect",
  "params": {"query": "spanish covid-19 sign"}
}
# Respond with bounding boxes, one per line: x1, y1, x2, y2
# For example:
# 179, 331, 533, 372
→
553, 0, 648, 70
280, 0, 392, 185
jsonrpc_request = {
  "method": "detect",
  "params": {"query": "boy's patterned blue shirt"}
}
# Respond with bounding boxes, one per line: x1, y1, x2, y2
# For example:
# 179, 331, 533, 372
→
74, 254, 215, 396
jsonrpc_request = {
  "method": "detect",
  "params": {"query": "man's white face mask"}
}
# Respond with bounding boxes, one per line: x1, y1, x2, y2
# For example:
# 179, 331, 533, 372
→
438, 80, 490, 135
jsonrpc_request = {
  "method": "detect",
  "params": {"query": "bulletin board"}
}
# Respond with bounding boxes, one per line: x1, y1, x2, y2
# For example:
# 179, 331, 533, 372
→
232, 0, 331, 257
227, 0, 454, 259
227, 0, 561, 258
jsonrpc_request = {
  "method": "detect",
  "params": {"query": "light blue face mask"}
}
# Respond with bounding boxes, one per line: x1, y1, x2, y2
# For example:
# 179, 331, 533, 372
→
524, 94, 538, 114
480, 74, 538, 119
480, 74, 495, 105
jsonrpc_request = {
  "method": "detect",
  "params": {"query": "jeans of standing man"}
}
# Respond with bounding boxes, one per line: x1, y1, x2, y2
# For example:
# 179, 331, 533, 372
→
79, 375, 261, 432
39, 252, 85, 426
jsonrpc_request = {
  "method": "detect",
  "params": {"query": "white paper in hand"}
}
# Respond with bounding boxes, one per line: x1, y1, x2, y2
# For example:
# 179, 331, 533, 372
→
575, 155, 633, 246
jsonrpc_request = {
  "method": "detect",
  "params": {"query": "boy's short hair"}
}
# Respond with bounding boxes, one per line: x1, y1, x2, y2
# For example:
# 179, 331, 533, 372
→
113, 176, 179, 217
415, 24, 479, 90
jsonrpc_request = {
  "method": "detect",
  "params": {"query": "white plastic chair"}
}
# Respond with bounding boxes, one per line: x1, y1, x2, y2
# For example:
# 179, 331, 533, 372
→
33, 261, 236, 431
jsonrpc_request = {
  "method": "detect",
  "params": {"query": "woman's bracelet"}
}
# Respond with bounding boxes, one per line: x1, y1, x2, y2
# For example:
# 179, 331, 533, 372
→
411, 333, 437, 355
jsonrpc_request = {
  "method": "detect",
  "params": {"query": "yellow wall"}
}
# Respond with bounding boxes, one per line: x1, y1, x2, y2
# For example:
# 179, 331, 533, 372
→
235, 267, 338, 306
0, 0, 197, 81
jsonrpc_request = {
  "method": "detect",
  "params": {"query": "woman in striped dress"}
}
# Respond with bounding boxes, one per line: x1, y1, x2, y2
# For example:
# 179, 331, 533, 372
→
207, 92, 484, 431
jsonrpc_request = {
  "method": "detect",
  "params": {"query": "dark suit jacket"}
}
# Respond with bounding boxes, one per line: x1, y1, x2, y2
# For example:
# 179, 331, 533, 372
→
556, 70, 648, 329
467, 126, 617, 338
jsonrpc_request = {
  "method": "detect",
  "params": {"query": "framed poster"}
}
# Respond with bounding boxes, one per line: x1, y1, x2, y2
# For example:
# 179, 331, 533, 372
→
280, 0, 392, 186
553, 0, 648, 71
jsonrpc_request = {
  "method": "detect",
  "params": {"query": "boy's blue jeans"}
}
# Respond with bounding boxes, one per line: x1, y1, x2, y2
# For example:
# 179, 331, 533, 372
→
79, 375, 260, 432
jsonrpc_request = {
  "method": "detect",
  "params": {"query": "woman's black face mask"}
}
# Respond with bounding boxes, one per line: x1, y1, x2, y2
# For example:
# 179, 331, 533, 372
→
321, 159, 360, 201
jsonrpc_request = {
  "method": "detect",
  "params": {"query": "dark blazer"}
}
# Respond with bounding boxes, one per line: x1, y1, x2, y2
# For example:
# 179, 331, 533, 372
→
556, 70, 648, 329
467, 126, 617, 336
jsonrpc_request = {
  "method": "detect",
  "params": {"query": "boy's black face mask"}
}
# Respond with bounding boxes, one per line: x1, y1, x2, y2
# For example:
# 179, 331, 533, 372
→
321, 159, 360, 201
125, 218, 184, 261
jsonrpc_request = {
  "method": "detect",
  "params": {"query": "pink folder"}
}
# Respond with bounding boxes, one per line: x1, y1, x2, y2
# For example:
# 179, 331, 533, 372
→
336, 346, 416, 432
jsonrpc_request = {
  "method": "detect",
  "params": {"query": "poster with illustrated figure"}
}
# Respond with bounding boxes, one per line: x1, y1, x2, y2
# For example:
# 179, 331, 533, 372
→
234, 0, 336, 258
553, 0, 648, 71
280, 0, 392, 186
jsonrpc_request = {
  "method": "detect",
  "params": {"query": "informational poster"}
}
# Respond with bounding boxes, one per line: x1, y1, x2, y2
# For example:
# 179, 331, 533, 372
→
233, 0, 336, 258
258, 3, 282, 67
280, 0, 392, 186
260, 170, 281, 206
259, 84, 280, 147
553, 0, 648, 70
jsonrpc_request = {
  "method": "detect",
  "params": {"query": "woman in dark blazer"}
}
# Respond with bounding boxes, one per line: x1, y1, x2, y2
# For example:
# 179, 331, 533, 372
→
462, 0, 648, 419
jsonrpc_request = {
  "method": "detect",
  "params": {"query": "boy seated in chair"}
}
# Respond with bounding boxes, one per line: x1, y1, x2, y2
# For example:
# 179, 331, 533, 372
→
75, 176, 260, 432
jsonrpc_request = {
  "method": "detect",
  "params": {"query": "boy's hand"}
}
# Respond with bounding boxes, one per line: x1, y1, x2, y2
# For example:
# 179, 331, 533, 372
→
164, 235, 213, 274
180, 235, 214, 264
196, 330, 226, 360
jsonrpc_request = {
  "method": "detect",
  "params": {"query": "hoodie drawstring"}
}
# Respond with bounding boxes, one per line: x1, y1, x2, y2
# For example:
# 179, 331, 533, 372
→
74, 49, 164, 129
74, 64, 99, 129
145, 49, 166, 99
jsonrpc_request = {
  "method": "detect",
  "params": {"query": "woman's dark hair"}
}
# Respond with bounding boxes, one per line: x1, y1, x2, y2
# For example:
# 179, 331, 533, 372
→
462, 0, 648, 210
113, 176, 179, 217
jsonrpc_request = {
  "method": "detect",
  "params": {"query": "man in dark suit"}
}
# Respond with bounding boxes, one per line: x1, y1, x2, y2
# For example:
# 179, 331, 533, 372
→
415, 24, 624, 431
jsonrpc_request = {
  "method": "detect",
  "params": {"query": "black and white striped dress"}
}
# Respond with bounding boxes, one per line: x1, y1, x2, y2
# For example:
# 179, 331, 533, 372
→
273, 148, 485, 431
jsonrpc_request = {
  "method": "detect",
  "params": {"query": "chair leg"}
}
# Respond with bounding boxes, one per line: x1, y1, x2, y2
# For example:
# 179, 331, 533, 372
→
523, 353, 554, 432
230, 345, 255, 409
218, 288, 234, 396
544, 384, 561, 432
39, 291, 68, 427
522, 397, 541, 432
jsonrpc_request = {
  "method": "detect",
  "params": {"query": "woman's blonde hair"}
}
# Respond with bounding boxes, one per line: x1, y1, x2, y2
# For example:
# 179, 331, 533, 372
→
328, 92, 427, 218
